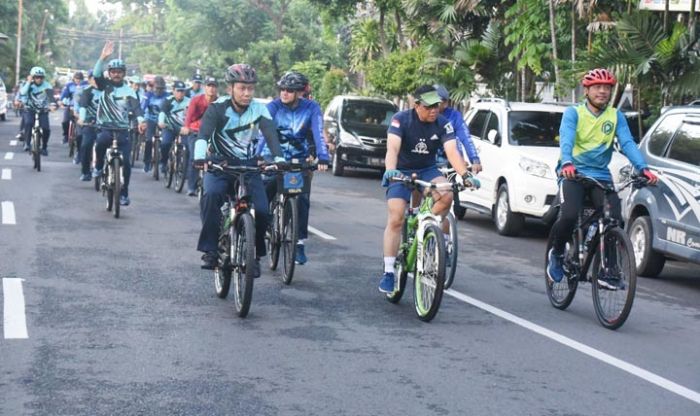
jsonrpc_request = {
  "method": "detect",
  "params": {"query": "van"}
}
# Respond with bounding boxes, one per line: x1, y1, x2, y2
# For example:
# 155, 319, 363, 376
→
323, 95, 397, 176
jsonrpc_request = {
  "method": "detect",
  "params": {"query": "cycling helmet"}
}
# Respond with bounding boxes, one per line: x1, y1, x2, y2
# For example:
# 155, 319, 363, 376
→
107, 59, 126, 71
74, 71, 84, 80
173, 80, 187, 91
433, 84, 450, 101
277, 71, 308, 91
154, 76, 166, 89
224, 64, 257, 84
582, 68, 616, 87
129, 75, 140, 84
192, 73, 203, 83
30, 67, 46, 77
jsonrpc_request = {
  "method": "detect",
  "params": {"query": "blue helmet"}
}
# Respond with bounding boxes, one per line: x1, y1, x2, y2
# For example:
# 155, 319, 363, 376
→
107, 59, 126, 71
433, 84, 450, 101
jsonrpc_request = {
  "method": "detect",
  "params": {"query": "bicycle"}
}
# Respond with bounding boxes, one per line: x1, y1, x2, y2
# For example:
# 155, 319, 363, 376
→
210, 162, 271, 318
129, 121, 142, 165
165, 134, 187, 192
29, 109, 49, 172
99, 130, 124, 219
438, 166, 470, 289
544, 174, 649, 330
68, 115, 78, 160
152, 127, 161, 181
267, 159, 316, 285
386, 173, 479, 322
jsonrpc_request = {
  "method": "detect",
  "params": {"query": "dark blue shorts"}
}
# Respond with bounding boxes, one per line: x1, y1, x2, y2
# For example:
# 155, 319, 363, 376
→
386, 166, 442, 201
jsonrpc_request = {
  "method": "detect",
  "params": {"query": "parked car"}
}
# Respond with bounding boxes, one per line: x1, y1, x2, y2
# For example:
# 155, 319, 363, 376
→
323, 95, 397, 176
621, 106, 700, 277
0, 76, 7, 121
459, 98, 629, 236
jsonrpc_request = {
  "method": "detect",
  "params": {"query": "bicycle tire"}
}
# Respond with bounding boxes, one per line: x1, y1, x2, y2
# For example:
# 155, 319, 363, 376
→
232, 213, 256, 318
281, 196, 299, 285
413, 223, 446, 322
113, 157, 121, 219
174, 146, 186, 193
268, 199, 281, 271
591, 227, 637, 330
68, 120, 76, 158
164, 150, 174, 188
105, 166, 113, 212
152, 139, 160, 181
32, 129, 41, 172
544, 233, 579, 310
214, 215, 232, 299
386, 220, 410, 304
444, 213, 458, 289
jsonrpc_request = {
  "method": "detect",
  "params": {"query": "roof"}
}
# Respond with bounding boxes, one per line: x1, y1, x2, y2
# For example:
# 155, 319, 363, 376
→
473, 99, 567, 113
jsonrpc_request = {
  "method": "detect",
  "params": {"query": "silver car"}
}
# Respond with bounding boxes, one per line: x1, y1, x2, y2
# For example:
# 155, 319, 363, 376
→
0, 76, 7, 121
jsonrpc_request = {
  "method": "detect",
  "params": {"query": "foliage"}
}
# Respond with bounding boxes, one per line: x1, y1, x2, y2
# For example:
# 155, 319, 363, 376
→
365, 47, 427, 97
317, 68, 352, 108
503, 0, 550, 75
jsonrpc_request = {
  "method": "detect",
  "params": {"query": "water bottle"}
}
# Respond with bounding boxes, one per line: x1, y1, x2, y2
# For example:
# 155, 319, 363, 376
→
584, 223, 597, 248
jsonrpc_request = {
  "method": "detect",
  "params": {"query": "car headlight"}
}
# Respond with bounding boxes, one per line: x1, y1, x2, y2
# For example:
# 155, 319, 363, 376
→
340, 131, 362, 146
519, 157, 552, 178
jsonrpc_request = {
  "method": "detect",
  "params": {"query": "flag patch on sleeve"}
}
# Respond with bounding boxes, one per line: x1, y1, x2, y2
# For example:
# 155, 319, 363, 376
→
391, 118, 400, 128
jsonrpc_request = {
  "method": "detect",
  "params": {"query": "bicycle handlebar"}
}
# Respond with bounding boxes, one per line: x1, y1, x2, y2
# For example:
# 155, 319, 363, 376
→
572, 173, 650, 192
389, 172, 479, 192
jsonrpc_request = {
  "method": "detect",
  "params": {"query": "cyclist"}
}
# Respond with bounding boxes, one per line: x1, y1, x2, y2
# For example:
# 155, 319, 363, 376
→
77, 71, 102, 181
60, 71, 88, 144
257, 71, 329, 265
183, 76, 218, 196
193, 64, 285, 275
92, 40, 147, 206
433, 84, 481, 173
13, 80, 28, 141
379, 85, 472, 293
547, 68, 658, 289
20, 67, 55, 155
188, 73, 204, 98
142, 75, 170, 173
157, 80, 191, 173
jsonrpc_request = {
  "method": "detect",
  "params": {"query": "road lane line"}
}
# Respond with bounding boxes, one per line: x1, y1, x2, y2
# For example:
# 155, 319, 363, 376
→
444, 288, 700, 405
1, 169, 10, 180
4, 152, 14, 160
1, 201, 16, 224
10, 140, 18, 146
3, 278, 28, 339
309, 225, 337, 240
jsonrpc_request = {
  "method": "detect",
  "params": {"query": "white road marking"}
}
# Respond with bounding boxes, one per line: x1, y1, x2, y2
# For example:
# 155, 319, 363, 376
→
308, 225, 337, 240
4, 152, 14, 160
444, 288, 700, 405
9, 140, 18, 146
3, 278, 28, 339
1, 201, 16, 225
1, 169, 10, 180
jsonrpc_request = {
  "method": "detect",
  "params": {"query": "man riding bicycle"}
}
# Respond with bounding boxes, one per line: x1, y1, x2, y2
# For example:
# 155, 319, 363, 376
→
92, 40, 147, 206
193, 64, 285, 276
158, 80, 191, 173
547, 68, 658, 289
142, 76, 170, 173
20, 67, 55, 155
379, 85, 473, 293
60, 71, 88, 145
184, 76, 218, 196
77, 71, 102, 181
257, 71, 330, 265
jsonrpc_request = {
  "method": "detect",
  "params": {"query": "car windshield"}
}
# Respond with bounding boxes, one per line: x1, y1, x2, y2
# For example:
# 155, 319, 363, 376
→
342, 101, 396, 128
508, 111, 563, 147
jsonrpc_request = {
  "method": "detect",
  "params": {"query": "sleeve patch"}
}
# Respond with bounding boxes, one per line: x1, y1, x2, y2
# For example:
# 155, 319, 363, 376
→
391, 118, 400, 128
444, 122, 454, 135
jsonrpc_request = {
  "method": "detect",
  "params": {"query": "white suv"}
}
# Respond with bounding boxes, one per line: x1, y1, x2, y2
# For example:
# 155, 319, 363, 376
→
459, 98, 628, 236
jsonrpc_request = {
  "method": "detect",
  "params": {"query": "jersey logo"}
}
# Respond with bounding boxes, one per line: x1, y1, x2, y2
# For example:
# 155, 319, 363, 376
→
411, 139, 429, 154
429, 134, 439, 141
602, 120, 614, 135
444, 122, 454, 134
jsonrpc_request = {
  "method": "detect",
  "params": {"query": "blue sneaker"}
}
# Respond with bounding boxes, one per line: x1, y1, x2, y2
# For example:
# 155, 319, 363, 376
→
92, 168, 102, 178
80, 173, 91, 181
143, 162, 151, 173
379, 272, 395, 293
547, 248, 565, 283
119, 195, 130, 206
295, 243, 307, 265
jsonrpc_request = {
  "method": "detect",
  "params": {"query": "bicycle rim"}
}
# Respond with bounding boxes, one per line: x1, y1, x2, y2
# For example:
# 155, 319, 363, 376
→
268, 202, 281, 271
174, 150, 186, 193
233, 214, 255, 318
444, 213, 458, 289
414, 224, 446, 322
545, 237, 579, 310
591, 228, 636, 330
281, 197, 298, 285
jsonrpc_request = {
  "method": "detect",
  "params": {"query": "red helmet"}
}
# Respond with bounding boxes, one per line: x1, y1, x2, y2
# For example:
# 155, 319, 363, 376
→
582, 68, 616, 87
225, 64, 257, 84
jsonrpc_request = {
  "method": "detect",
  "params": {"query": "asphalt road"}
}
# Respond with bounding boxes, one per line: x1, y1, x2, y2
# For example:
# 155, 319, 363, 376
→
1, 113, 698, 415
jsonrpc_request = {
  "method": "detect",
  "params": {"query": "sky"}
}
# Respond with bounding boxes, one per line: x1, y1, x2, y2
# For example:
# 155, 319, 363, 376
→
68, 0, 123, 18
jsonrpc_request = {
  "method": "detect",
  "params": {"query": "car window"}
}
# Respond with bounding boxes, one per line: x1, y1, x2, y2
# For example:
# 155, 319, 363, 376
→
648, 114, 684, 156
666, 121, 700, 167
468, 110, 489, 140
508, 111, 563, 147
341, 101, 396, 127
485, 111, 500, 143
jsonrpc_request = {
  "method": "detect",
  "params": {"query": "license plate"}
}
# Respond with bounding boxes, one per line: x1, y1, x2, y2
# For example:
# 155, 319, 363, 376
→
369, 157, 384, 166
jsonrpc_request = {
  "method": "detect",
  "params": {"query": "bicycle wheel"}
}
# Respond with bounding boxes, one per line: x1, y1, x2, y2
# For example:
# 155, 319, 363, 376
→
164, 150, 174, 188
153, 139, 160, 181
413, 223, 446, 322
386, 220, 410, 304
281, 196, 299, 285
68, 121, 76, 158
214, 217, 232, 299
232, 213, 256, 318
32, 130, 41, 172
444, 213, 458, 289
105, 165, 113, 212
113, 157, 121, 219
174, 147, 186, 193
268, 199, 281, 271
591, 227, 637, 330
544, 234, 579, 310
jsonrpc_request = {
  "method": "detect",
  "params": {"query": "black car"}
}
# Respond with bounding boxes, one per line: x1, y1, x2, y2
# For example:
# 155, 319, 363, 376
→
622, 106, 700, 277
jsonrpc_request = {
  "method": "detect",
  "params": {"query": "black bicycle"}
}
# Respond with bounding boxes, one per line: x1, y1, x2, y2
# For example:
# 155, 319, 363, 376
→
152, 127, 161, 181
545, 174, 649, 330
165, 134, 187, 192
99, 131, 124, 219
267, 159, 316, 285
29, 109, 49, 172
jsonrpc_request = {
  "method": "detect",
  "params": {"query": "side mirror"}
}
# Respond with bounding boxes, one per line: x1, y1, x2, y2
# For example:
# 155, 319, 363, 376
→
487, 129, 500, 144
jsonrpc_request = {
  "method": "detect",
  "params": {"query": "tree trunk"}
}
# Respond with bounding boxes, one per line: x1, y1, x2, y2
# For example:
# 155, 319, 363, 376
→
379, 7, 388, 57
664, 0, 670, 33
587, 5, 594, 53
395, 8, 405, 50
690, 0, 697, 40
548, 0, 560, 97
636, 86, 644, 138
571, 1, 577, 102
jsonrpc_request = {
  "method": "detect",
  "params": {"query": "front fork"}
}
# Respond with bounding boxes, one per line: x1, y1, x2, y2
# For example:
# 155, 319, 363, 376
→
414, 212, 443, 278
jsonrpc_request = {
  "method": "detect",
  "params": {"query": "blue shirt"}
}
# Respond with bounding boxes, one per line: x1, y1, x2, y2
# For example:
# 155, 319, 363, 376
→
60, 80, 89, 106
388, 109, 456, 170
436, 107, 480, 165
93, 59, 144, 129
20, 81, 54, 111
143, 91, 170, 122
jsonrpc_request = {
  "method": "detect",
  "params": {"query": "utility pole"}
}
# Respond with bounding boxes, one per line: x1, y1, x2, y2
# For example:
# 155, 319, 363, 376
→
15, 0, 23, 86
118, 28, 123, 60
36, 9, 49, 54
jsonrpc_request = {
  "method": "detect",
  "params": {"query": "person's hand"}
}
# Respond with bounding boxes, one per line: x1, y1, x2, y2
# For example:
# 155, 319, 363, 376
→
180, 126, 190, 136
560, 163, 576, 180
193, 159, 207, 170
138, 122, 146, 135
26, 75, 32, 82
642, 168, 658, 185
318, 159, 329, 172
471, 163, 482, 174
382, 169, 402, 187
101, 40, 114, 60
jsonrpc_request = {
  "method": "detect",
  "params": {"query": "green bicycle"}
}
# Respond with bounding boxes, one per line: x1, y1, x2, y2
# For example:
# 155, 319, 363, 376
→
386, 173, 479, 322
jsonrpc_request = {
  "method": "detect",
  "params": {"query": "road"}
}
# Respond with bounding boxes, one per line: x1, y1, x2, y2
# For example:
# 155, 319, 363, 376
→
1, 113, 698, 415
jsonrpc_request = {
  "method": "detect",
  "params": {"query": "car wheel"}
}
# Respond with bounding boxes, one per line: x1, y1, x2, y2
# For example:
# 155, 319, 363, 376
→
494, 183, 524, 236
628, 215, 665, 277
332, 151, 344, 177
0, 113, 6, 122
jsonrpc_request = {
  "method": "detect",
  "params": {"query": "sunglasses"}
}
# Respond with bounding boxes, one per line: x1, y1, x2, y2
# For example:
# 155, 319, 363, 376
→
280, 88, 299, 93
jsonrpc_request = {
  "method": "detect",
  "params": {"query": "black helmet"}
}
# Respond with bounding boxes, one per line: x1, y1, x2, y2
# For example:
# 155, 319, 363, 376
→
224, 64, 257, 84
154, 76, 166, 89
277, 71, 308, 91
173, 80, 187, 91
74, 71, 84, 80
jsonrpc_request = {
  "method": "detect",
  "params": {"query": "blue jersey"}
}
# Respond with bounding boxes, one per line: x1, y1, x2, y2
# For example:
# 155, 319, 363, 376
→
60, 80, 89, 106
93, 59, 144, 129
257, 98, 329, 162
436, 107, 480, 165
143, 91, 170, 122
20, 81, 54, 111
77, 86, 102, 124
388, 109, 456, 170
